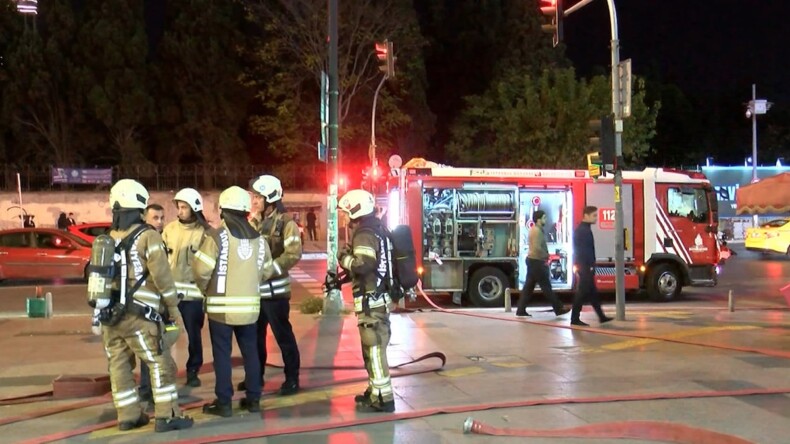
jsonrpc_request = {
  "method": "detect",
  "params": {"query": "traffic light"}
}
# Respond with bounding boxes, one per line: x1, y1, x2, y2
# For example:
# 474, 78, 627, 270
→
587, 152, 603, 179
375, 40, 395, 78
539, 0, 563, 47
588, 114, 616, 175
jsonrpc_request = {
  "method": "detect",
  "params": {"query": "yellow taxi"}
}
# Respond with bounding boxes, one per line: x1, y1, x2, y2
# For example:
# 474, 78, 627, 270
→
745, 218, 790, 255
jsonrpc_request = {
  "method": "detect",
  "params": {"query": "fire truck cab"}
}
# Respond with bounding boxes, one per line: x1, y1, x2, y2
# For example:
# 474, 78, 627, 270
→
386, 166, 720, 306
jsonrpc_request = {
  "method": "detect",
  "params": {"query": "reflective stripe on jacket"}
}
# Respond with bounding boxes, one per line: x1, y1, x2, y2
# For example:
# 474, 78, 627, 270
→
193, 223, 271, 326
110, 225, 178, 316
162, 220, 205, 301
253, 210, 302, 300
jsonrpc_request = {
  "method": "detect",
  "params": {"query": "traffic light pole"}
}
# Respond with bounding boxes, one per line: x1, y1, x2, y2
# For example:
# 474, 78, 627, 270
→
369, 74, 388, 182
606, 0, 626, 321
323, 0, 343, 315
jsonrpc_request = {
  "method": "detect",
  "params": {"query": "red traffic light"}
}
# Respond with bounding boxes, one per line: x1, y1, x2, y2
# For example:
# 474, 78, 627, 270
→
374, 40, 395, 77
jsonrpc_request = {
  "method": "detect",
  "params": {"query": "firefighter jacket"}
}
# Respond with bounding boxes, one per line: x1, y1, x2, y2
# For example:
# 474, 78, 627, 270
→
193, 222, 274, 326
338, 217, 390, 313
252, 209, 302, 300
110, 224, 180, 320
162, 219, 205, 301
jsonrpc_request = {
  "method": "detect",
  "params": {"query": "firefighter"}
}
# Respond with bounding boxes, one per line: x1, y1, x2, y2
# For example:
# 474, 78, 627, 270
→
193, 186, 274, 416
162, 187, 209, 388
241, 174, 302, 396
98, 179, 193, 432
337, 189, 396, 413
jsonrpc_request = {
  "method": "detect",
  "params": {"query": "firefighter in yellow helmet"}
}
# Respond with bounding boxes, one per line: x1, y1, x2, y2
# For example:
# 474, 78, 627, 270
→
162, 187, 209, 387
98, 179, 193, 432
244, 174, 302, 395
337, 189, 395, 413
194, 186, 275, 416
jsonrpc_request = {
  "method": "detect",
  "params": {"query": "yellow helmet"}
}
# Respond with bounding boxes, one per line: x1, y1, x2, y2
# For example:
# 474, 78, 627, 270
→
250, 175, 283, 203
219, 186, 252, 212
174, 187, 203, 212
338, 189, 375, 220
109, 179, 149, 210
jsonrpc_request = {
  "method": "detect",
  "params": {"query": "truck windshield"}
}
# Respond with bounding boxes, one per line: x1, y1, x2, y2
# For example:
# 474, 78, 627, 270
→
668, 187, 710, 224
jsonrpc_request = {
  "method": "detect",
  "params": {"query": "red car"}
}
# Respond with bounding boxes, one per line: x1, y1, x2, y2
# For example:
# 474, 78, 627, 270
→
67, 222, 112, 243
0, 228, 93, 281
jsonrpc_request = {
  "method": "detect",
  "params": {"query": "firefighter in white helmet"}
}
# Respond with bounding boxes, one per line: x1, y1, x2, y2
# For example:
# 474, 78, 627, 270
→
241, 174, 302, 395
162, 187, 208, 388
193, 186, 275, 416
337, 189, 395, 413
98, 179, 193, 432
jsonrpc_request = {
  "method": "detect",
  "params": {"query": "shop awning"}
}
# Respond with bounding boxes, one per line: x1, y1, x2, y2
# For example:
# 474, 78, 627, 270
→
735, 173, 790, 215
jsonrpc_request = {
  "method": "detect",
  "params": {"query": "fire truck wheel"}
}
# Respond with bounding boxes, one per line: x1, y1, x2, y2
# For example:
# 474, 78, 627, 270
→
468, 267, 508, 307
647, 263, 682, 302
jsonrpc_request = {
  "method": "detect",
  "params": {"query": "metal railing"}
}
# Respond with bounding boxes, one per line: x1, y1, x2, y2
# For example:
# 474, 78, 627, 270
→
1, 163, 328, 192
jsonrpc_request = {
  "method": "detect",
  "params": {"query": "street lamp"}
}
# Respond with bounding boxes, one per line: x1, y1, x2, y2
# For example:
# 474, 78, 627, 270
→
744, 84, 772, 228
745, 84, 772, 184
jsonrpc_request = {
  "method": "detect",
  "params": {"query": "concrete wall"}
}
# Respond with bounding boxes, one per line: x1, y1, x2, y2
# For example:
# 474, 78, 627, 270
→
1, 191, 328, 239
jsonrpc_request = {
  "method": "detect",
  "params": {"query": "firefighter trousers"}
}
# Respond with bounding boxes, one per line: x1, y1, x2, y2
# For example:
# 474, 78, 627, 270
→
208, 320, 261, 403
257, 298, 301, 383
103, 314, 181, 422
179, 300, 205, 374
357, 306, 393, 404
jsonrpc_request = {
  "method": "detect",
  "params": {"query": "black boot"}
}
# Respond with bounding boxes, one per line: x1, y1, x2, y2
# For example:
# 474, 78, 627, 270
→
279, 380, 299, 396
239, 397, 261, 413
154, 416, 194, 432
354, 388, 372, 403
202, 400, 233, 417
186, 371, 201, 387
118, 412, 149, 431
355, 398, 395, 413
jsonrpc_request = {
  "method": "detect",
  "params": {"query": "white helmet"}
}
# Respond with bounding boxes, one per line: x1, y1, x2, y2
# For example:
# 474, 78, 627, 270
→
250, 175, 283, 203
110, 179, 149, 210
173, 187, 203, 213
219, 186, 252, 212
338, 189, 375, 220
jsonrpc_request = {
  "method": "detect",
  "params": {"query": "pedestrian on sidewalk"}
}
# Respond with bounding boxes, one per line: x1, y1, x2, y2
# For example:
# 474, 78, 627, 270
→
570, 205, 613, 326
338, 189, 396, 413
516, 210, 570, 317
194, 186, 275, 417
306, 208, 317, 241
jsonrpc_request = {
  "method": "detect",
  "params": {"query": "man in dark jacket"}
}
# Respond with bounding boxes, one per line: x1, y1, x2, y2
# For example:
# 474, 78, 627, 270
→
570, 206, 613, 326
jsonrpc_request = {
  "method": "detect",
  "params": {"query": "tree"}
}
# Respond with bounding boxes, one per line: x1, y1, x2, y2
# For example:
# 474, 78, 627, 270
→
73, 0, 153, 165
446, 68, 658, 168
0, 0, 23, 163
149, 0, 250, 188
2, 0, 90, 166
243, 0, 433, 164
416, 0, 567, 159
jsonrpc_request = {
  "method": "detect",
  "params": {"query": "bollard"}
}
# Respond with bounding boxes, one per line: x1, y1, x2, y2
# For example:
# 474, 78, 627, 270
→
45, 292, 53, 318
728, 289, 734, 312
504, 288, 512, 312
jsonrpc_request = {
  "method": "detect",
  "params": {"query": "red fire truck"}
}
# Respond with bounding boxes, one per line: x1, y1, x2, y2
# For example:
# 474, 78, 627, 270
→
384, 166, 721, 306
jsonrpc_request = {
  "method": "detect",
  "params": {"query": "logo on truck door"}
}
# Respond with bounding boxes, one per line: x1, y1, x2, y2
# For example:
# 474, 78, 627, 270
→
689, 234, 708, 253
598, 208, 615, 230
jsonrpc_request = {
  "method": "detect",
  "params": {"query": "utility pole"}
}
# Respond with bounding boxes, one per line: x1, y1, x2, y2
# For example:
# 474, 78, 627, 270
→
606, 0, 626, 321
555, 0, 627, 320
323, 0, 343, 315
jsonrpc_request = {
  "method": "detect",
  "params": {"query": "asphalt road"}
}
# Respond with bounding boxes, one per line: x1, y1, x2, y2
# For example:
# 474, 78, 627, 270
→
1, 245, 787, 318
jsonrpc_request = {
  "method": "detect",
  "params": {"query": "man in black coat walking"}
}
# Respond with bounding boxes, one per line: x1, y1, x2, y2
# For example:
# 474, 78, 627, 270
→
570, 206, 613, 326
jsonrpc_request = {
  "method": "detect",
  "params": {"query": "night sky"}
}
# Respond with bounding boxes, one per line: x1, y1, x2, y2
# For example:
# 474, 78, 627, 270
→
565, 1, 788, 97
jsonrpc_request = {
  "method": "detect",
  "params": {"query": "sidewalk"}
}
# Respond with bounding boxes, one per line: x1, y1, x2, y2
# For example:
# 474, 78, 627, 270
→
0, 301, 788, 443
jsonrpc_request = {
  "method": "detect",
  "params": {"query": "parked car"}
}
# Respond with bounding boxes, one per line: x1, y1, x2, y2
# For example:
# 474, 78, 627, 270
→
0, 228, 93, 281
744, 218, 790, 256
67, 222, 112, 243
